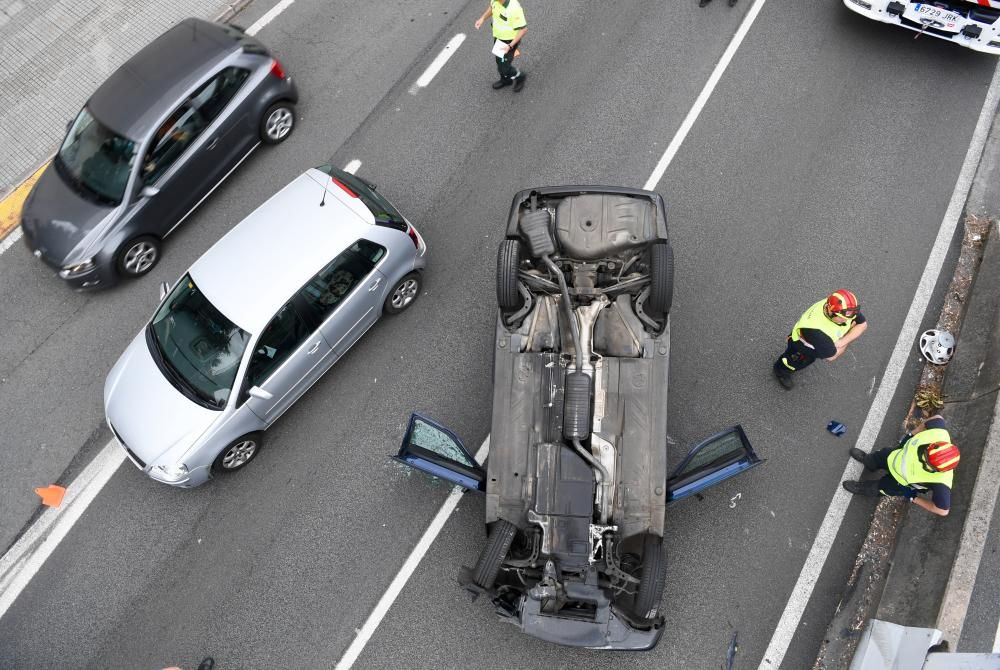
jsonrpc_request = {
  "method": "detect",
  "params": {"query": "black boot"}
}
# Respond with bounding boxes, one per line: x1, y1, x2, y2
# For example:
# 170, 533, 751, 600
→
849, 448, 877, 471
512, 72, 527, 92
842, 480, 880, 496
699, 0, 712, 6
772, 363, 794, 390
492, 78, 513, 89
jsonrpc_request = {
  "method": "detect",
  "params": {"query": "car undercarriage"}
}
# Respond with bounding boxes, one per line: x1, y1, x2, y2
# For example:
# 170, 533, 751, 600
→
467, 187, 674, 649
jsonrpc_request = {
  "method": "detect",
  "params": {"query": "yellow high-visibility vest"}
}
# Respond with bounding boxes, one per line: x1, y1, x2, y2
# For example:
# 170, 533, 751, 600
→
790, 299, 855, 345
887, 428, 954, 490
491, 0, 526, 41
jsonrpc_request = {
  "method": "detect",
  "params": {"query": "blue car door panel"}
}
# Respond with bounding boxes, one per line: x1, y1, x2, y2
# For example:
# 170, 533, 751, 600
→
666, 425, 763, 503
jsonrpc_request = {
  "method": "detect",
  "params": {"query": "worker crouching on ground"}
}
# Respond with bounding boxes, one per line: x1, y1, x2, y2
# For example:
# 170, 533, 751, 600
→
843, 414, 960, 517
772, 289, 868, 390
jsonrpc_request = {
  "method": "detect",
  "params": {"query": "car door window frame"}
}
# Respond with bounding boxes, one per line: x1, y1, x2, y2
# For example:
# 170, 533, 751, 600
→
666, 425, 763, 503
140, 66, 251, 186
297, 239, 387, 325
392, 413, 487, 492
238, 298, 318, 404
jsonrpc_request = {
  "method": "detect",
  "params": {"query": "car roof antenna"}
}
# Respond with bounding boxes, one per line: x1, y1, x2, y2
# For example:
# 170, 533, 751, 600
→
319, 177, 329, 207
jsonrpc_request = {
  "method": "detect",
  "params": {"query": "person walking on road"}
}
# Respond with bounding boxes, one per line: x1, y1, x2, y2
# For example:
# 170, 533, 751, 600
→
772, 289, 868, 389
475, 0, 528, 91
842, 414, 959, 517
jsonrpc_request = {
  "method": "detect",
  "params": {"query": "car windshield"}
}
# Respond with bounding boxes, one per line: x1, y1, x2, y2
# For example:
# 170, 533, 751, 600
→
148, 275, 250, 410
54, 106, 136, 206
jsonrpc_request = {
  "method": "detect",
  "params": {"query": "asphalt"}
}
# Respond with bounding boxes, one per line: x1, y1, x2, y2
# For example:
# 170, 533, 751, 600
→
0, 1, 997, 669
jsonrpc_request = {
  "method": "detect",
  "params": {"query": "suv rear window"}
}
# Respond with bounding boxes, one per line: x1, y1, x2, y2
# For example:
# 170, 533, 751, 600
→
315, 165, 408, 231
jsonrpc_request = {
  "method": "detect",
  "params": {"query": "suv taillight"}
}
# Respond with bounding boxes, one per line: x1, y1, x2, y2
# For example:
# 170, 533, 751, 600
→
407, 224, 420, 250
269, 58, 286, 79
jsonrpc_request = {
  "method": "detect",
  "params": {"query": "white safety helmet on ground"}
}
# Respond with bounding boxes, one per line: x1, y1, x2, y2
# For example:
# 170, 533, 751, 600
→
919, 329, 956, 365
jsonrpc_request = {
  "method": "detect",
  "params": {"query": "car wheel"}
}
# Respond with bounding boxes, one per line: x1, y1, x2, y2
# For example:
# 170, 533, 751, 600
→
260, 101, 296, 144
116, 235, 161, 278
496, 238, 522, 311
649, 241, 674, 315
384, 272, 421, 315
212, 433, 263, 475
633, 533, 667, 620
473, 519, 517, 589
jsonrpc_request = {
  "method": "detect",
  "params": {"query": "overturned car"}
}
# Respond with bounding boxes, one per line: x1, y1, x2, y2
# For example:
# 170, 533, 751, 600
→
395, 186, 762, 650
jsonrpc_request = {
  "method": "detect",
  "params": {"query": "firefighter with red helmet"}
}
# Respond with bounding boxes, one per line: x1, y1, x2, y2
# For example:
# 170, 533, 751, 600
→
772, 289, 868, 389
842, 415, 959, 517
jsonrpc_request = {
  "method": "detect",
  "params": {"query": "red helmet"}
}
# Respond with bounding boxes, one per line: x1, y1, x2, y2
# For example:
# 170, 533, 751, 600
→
924, 441, 960, 472
826, 289, 859, 317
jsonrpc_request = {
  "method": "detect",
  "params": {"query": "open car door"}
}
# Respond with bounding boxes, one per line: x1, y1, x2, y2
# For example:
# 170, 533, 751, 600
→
392, 413, 487, 492
666, 425, 763, 503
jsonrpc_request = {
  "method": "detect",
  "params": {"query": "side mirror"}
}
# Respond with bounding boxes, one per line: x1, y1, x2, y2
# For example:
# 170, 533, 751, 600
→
141, 185, 160, 198
158, 282, 169, 301
248, 386, 273, 401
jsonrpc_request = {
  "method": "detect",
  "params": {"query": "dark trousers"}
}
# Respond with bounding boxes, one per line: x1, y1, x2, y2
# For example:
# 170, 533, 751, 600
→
495, 40, 521, 81
863, 447, 914, 497
773, 338, 816, 378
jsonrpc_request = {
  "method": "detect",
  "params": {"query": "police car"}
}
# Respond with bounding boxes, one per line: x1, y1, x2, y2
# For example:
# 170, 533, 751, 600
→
393, 186, 763, 650
843, 0, 1000, 54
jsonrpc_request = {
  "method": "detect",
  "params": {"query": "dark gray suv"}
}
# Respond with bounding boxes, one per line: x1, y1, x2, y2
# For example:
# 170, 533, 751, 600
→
21, 18, 298, 289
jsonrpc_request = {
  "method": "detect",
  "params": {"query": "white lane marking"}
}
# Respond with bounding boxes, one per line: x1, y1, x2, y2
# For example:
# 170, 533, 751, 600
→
0, 226, 23, 257
0, 441, 124, 619
410, 33, 466, 94
643, 0, 768, 190
936, 390, 1000, 647
994, 612, 1000, 654
335, 5, 772, 666
343, 160, 362, 175
246, 0, 296, 36
335, 438, 489, 670
758, 60, 1000, 670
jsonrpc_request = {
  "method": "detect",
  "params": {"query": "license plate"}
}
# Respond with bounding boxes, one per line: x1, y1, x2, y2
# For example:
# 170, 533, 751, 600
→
905, 4, 962, 32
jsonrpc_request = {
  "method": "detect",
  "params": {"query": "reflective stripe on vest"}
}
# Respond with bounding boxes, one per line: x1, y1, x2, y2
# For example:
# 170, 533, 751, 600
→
491, 0, 525, 40
790, 299, 854, 345
887, 428, 954, 489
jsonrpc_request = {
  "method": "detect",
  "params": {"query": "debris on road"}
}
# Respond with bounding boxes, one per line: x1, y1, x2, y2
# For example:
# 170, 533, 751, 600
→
34, 484, 66, 508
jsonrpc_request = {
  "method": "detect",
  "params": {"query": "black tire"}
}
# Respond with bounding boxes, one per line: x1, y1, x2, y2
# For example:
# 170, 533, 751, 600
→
473, 519, 517, 589
633, 534, 667, 620
496, 238, 522, 311
260, 101, 296, 144
115, 235, 161, 278
211, 433, 263, 475
649, 241, 674, 315
384, 272, 421, 315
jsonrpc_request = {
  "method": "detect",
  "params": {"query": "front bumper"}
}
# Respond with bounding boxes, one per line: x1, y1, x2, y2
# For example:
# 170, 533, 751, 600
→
514, 597, 664, 651
22, 229, 118, 290
843, 0, 1000, 55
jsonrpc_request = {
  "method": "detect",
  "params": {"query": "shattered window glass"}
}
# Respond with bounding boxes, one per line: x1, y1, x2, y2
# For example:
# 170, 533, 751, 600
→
676, 431, 743, 476
411, 419, 474, 467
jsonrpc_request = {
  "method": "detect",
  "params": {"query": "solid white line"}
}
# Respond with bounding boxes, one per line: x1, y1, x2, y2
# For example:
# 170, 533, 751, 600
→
246, 0, 296, 36
343, 160, 362, 175
994, 612, 1000, 654
936, 390, 1000, 647
0, 440, 124, 620
642, 0, 768, 191
757, 60, 1000, 670
0, 226, 22, 257
410, 33, 466, 94
334, 438, 489, 670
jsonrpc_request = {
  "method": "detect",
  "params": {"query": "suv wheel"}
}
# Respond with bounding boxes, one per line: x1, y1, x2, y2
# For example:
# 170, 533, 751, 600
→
116, 236, 161, 278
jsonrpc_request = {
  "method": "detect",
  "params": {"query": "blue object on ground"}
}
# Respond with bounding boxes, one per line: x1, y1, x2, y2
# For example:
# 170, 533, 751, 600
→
828, 421, 847, 437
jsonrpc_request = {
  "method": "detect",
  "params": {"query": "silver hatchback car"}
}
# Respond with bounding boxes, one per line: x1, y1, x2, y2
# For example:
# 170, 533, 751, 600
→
104, 166, 427, 486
